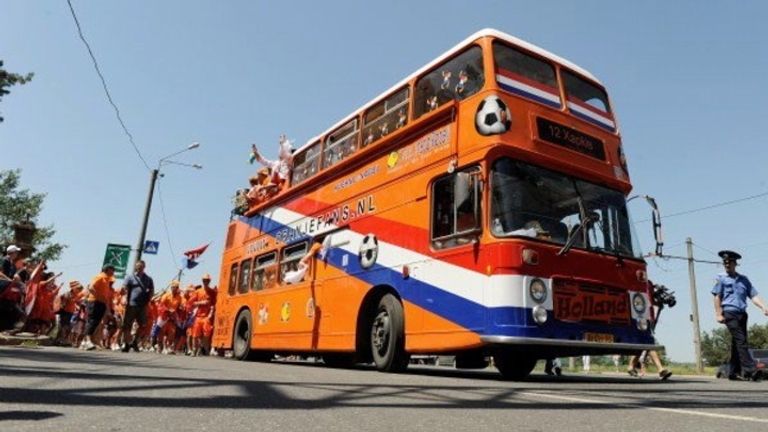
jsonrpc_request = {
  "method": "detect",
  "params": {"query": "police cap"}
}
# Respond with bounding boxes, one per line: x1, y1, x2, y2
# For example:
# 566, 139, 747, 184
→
718, 250, 742, 264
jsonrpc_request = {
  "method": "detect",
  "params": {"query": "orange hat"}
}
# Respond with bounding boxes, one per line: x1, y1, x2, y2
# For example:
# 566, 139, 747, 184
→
170, 280, 180, 288
202, 273, 212, 280
69, 280, 83, 290
185, 284, 196, 291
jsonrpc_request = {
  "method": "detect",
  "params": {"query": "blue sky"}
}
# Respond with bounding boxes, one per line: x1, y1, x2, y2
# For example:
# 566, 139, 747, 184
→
2, 1, 768, 362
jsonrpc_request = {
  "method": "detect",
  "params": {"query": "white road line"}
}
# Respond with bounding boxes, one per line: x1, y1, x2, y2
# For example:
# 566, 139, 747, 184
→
520, 391, 768, 424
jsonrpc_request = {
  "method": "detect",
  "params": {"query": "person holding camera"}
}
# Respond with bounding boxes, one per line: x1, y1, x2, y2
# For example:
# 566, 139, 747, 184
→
627, 280, 673, 380
712, 250, 768, 381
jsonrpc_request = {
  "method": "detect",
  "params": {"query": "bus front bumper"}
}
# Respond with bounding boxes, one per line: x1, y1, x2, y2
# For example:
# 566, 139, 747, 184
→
481, 335, 663, 356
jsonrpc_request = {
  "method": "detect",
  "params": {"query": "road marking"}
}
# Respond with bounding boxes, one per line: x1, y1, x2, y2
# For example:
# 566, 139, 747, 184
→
521, 391, 768, 424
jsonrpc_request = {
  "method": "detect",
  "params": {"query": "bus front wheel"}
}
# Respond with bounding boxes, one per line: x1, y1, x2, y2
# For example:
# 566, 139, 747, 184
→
370, 294, 409, 372
494, 353, 537, 380
233, 310, 253, 361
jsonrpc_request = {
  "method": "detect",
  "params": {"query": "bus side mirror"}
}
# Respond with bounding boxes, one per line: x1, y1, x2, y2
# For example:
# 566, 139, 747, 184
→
628, 194, 664, 257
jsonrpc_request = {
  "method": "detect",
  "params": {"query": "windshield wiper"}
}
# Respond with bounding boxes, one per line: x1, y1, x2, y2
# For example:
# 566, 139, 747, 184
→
557, 196, 598, 256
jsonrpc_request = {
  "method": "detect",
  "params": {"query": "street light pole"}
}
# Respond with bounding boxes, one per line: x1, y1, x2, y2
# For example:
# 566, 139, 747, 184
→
134, 168, 159, 265
132, 142, 201, 268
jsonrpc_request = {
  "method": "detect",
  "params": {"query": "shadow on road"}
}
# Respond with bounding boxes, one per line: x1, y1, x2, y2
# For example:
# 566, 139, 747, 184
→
0, 411, 63, 421
1, 347, 766, 413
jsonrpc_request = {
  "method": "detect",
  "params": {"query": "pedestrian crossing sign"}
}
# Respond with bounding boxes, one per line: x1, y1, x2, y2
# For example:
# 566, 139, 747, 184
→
144, 240, 160, 255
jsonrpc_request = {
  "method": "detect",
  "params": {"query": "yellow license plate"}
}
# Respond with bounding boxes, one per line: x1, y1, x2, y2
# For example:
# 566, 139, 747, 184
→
584, 332, 614, 343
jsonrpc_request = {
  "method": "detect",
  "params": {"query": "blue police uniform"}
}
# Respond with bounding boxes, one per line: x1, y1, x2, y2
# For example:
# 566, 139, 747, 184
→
712, 272, 759, 378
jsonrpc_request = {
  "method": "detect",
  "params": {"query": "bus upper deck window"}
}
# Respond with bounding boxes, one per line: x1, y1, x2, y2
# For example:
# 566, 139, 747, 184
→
363, 87, 410, 147
414, 46, 484, 119
562, 70, 615, 131
292, 141, 321, 185
493, 42, 560, 108
323, 120, 359, 168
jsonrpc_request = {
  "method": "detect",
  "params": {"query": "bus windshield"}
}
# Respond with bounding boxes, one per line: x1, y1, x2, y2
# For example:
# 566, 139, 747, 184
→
490, 158, 642, 259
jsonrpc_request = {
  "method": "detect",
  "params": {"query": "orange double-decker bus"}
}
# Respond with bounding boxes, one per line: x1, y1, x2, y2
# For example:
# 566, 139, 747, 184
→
213, 29, 663, 379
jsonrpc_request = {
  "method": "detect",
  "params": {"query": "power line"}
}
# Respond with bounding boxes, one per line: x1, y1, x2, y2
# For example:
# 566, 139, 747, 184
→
692, 242, 719, 258
65, 0, 151, 171
637, 190, 768, 223
156, 181, 180, 271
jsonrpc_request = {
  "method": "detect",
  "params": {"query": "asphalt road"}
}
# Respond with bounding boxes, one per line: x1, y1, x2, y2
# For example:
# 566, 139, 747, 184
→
1, 346, 767, 432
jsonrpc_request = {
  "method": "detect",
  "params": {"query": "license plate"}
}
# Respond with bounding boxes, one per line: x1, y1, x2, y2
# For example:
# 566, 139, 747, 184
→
584, 332, 614, 343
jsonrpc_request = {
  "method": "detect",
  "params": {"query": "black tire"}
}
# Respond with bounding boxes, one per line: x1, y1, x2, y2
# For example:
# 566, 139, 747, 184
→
494, 353, 537, 380
232, 310, 253, 361
370, 294, 410, 372
232, 310, 273, 362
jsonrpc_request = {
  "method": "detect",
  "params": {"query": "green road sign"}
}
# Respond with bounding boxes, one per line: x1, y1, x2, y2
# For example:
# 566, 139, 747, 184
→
103, 243, 132, 279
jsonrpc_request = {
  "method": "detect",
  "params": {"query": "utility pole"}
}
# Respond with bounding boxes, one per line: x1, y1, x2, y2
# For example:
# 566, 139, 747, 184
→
686, 237, 704, 373
134, 168, 159, 266
132, 142, 201, 269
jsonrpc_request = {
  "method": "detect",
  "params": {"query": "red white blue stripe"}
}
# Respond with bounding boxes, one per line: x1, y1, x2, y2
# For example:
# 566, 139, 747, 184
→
496, 68, 561, 109
566, 97, 616, 131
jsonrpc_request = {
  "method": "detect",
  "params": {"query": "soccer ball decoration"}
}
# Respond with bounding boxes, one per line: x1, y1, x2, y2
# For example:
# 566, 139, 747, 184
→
475, 95, 511, 136
359, 234, 379, 269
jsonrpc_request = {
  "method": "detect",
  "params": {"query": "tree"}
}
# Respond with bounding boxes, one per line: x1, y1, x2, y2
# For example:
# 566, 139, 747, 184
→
0, 59, 34, 123
0, 169, 66, 262
701, 323, 768, 365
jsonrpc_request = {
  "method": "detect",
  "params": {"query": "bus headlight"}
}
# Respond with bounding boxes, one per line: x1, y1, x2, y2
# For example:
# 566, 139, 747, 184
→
532, 305, 548, 325
529, 279, 547, 304
631, 292, 647, 315
637, 318, 649, 331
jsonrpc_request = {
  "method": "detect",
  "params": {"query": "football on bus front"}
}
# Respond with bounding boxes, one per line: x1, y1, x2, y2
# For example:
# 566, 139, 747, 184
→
475, 95, 511, 136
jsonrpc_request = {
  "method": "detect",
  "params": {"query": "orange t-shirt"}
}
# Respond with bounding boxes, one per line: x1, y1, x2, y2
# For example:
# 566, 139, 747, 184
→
191, 287, 216, 318
62, 289, 83, 314
87, 272, 112, 304
161, 291, 183, 312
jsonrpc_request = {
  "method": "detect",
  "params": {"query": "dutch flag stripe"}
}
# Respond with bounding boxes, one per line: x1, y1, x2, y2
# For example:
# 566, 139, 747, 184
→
566, 98, 615, 131
496, 69, 561, 107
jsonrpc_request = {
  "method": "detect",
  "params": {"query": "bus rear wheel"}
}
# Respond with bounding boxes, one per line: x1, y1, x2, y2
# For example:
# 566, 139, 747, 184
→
494, 353, 537, 380
370, 294, 409, 372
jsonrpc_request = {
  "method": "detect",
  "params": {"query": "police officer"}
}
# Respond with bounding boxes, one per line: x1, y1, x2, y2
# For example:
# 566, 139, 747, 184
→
712, 250, 768, 381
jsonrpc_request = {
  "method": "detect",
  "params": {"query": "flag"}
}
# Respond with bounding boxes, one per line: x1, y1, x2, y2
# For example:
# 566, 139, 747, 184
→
23, 261, 46, 316
181, 257, 199, 270
249, 151, 257, 164
183, 243, 209, 261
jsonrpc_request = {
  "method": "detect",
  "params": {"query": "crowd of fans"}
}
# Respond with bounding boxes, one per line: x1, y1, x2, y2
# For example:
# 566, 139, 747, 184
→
1, 245, 218, 356
233, 135, 295, 215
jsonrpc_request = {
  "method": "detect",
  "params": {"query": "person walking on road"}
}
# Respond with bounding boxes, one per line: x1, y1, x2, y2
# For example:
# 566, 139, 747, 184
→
190, 274, 216, 356
81, 265, 115, 351
121, 260, 154, 352
712, 250, 768, 381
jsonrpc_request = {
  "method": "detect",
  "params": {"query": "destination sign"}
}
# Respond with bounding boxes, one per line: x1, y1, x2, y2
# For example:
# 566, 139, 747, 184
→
536, 117, 606, 160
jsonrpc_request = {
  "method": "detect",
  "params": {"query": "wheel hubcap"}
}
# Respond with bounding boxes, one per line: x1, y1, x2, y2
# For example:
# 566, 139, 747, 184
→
372, 310, 390, 355
236, 320, 248, 352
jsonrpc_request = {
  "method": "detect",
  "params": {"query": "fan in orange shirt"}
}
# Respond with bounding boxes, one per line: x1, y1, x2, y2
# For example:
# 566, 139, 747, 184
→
190, 274, 217, 356
55, 281, 84, 345
81, 265, 115, 351
155, 280, 183, 354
